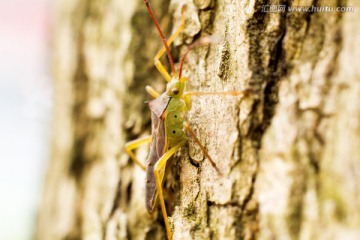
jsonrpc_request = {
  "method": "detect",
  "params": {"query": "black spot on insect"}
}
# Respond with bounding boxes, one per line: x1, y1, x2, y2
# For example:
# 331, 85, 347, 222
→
173, 130, 176, 134
174, 115, 177, 118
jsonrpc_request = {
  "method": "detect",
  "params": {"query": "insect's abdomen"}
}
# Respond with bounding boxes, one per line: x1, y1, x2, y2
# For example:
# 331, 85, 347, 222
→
165, 98, 186, 148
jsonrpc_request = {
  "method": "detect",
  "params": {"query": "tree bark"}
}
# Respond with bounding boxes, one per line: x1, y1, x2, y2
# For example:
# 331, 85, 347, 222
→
37, 0, 360, 240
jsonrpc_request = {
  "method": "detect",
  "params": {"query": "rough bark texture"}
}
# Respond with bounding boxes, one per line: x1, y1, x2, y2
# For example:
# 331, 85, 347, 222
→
37, 0, 360, 240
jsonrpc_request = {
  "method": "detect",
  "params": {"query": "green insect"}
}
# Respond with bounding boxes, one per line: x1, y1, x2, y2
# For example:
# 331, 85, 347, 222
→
125, 1, 248, 239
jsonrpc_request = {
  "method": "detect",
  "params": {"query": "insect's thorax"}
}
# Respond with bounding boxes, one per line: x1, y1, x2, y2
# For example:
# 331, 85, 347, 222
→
165, 97, 187, 148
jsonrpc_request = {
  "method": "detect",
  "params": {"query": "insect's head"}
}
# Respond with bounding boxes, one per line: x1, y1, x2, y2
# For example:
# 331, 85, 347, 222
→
166, 76, 186, 98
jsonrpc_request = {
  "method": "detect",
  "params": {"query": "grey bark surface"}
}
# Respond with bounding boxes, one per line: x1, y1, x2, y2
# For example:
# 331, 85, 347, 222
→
36, 0, 360, 240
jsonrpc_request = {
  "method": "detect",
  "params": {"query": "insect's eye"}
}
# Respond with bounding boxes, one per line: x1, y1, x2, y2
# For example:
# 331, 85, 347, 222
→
171, 88, 179, 95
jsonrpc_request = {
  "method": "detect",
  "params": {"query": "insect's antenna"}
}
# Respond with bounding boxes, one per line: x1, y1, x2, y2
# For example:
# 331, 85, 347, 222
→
144, 0, 177, 76
179, 36, 220, 79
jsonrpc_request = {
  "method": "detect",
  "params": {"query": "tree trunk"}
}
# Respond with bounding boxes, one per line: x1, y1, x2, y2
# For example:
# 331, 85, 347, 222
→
36, 0, 360, 240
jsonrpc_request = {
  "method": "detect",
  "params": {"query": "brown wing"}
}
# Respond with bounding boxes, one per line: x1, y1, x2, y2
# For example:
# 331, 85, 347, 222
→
145, 95, 171, 213
148, 93, 171, 118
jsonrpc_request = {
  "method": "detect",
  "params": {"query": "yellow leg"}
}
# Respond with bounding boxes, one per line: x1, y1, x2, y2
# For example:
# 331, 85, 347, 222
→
154, 6, 186, 82
125, 136, 152, 171
183, 122, 221, 175
154, 139, 187, 240
145, 85, 160, 98
183, 90, 250, 110
184, 90, 249, 97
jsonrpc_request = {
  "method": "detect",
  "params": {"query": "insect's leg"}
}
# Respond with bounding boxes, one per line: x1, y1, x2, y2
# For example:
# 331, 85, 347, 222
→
183, 122, 221, 175
125, 135, 152, 171
184, 94, 192, 110
183, 90, 250, 110
154, 6, 186, 82
184, 90, 250, 97
145, 85, 160, 98
154, 139, 187, 240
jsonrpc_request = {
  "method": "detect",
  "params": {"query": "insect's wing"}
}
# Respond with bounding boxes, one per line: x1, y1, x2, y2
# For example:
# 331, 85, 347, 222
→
145, 128, 159, 211
145, 95, 171, 213
147, 94, 171, 118
151, 111, 168, 166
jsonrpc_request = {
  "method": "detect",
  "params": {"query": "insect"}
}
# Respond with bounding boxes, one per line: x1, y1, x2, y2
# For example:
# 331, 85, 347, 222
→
125, 1, 249, 239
